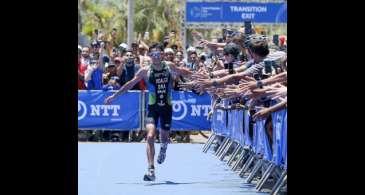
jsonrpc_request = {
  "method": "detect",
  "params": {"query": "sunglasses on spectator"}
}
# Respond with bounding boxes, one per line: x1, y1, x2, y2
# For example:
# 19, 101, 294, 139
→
150, 51, 161, 58
126, 54, 133, 57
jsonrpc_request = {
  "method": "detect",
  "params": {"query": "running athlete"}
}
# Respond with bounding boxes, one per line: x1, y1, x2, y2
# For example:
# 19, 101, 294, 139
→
104, 43, 193, 181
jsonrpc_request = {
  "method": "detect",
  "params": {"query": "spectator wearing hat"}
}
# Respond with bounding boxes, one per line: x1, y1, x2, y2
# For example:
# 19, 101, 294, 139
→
84, 46, 108, 90
131, 42, 139, 56
85, 59, 103, 90
102, 76, 121, 91
118, 43, 128, 57
118, 50, 142, 90
90, 41, 101, 58
103, 60, 118, 85
184, 46, 196, 66
186, 51, 199, 71
164, 48, 175, 62
81, 47, 91, 66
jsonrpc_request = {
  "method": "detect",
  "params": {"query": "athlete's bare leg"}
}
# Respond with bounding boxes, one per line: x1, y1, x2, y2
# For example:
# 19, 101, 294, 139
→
157, 129, 170, 164
146, 123, 156, 167
143, 123, 157, 181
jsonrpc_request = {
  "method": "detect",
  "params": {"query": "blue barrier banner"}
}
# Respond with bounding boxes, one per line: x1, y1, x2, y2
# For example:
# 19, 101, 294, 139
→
263, 124, 272, 161
282, 109, 287, 169
255, 119, 272, 160
226, 110, 233, 137
186, 2, 287, 23
244, 110, 252, 146
253, 122, 258, 152
212, 109, 225, 135
230, 110, 244, 145
145, 91, 212, 130
272, 109, 285, 165
78, 90, 140, 130
211, 109, 217, 133
172, 91, 212, 130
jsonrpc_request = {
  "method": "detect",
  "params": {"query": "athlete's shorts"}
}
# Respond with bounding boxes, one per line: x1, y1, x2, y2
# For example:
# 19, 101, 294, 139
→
145, 104, 172, 131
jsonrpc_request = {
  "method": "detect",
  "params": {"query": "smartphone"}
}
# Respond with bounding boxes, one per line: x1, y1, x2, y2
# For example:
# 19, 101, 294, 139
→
228, 62, 234, 74
244, 21, 252, 35
273, 34, 279, 46
264, 60, 273, 74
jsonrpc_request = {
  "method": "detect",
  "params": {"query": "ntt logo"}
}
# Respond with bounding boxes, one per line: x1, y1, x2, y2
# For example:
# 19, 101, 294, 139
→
78, 100, 87, 120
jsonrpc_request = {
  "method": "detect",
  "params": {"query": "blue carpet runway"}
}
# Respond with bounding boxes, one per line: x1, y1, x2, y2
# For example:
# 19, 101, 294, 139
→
78, 143, 268, 195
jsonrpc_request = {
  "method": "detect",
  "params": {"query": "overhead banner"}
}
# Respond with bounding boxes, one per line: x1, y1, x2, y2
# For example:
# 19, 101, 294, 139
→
186, 2, 287, 23
78, 90, 140, 130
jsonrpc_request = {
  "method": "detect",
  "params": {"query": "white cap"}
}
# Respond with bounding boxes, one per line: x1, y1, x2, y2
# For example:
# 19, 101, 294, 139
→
119, 43, 128, 49
187, 47, 196, 53
164, 48, 174, 54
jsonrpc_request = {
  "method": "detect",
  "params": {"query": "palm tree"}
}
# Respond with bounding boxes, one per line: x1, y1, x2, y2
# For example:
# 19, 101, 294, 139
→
79, 0, 181, 43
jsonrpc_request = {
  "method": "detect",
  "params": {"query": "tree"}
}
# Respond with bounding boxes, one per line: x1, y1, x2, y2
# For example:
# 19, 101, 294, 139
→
79, 0, 182, 44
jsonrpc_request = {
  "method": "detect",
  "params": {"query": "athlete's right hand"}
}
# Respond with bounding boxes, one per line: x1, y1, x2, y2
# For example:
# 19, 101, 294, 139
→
104, 95, 115, 105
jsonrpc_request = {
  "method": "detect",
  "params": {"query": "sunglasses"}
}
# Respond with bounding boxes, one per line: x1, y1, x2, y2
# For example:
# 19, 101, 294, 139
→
150, 51, 161, 58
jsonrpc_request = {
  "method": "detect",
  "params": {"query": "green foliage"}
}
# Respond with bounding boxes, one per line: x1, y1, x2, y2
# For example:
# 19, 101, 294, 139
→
79, 0, 181, 43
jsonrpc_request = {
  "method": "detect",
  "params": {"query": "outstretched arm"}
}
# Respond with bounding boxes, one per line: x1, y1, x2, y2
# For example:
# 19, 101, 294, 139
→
252, 99, 287, 121
104, 68, 148, 104
165, 61, 194, 77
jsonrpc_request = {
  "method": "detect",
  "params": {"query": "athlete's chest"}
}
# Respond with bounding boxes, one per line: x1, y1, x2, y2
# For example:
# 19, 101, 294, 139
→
150, 69, 170, 85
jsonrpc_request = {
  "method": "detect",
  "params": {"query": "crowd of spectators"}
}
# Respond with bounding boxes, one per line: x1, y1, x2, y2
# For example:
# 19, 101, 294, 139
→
78, 25, 287, 143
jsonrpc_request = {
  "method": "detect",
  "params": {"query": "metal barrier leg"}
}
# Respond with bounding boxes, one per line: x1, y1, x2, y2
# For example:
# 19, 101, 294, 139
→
215, 137, 230, 156
227, 144, 241, 166
214, 137, 229, 156
202, 133, 213, 152
216, 139, 230, 157
232, 148, 250, 171
271, 170, 287, 195
218, 140, 234, 161
245, 159, 263, 183
238, 153, 255, 177
256, 163, 275, 191
231, 149, 245, 170
202, 134, 216, 153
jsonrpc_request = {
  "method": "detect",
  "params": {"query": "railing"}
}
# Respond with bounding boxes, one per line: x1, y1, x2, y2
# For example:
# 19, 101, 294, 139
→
203, 104, 287, 195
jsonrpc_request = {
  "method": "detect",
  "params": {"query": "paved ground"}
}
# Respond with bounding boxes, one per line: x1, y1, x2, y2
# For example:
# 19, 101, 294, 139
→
78, 142, 268, 195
